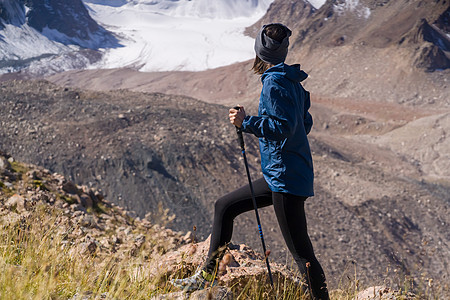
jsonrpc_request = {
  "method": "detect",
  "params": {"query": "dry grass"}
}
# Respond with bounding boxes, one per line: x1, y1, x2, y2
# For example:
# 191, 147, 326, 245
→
1, 200, 447, 299
0, 205, 165, 299
0, 202, 309, 299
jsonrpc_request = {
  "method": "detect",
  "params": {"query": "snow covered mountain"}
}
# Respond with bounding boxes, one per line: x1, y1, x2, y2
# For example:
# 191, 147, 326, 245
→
0, 0, 117, 75
26, 0, 118, 49
0, 0, 275, 75
0, 0, 65, 61
83, 0, 275, 71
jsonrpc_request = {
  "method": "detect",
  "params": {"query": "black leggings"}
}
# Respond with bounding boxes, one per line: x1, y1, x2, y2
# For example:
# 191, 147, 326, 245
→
206, 178, 329, 300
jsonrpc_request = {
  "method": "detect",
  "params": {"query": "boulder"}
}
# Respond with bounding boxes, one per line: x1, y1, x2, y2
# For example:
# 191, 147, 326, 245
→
190, 286, 232, 300
62, 181, 80, 195
150, 286, 232, 300
80, 240, 97, 256
355, 286, 416, 299
79, 193, 94, 208
0, 156, 11, 172
6, 194, 26, 212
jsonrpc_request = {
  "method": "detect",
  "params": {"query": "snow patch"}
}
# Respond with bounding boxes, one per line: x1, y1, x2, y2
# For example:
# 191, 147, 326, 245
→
41, 26, 111, 49
0, 23, 67, 61
334, 0, 371, 19
307, 0, 326, 9
0, 22, 98, 76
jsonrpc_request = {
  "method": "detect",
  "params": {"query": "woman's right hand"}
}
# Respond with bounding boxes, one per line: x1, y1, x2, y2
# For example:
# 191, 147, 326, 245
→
229, 106, 246, 128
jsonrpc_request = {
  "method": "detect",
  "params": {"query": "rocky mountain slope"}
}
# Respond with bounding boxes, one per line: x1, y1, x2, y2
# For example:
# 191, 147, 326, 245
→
0, 151, 184, 263
0, 79, 260, 241
1, 0, 449, 295
285, 0, 450, 108
1, 80, 449, 295
247, 0, 450, 71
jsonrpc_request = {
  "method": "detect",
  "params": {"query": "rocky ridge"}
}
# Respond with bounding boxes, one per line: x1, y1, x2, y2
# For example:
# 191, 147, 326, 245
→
0, 150, 185, 262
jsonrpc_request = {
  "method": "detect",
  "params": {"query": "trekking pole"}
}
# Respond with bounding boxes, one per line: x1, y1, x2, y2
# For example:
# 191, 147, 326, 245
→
233, 106, 274, 288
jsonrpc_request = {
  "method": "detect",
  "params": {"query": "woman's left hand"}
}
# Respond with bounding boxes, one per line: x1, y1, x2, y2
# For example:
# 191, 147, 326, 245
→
229, 106, 246, 128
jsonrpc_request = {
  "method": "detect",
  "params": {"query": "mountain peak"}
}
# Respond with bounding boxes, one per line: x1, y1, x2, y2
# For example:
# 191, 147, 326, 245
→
0, 0, 26, 27
26, 0, 118, 49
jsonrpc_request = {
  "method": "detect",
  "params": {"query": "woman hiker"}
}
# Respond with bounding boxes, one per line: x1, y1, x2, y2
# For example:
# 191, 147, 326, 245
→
171, 23, 330, 300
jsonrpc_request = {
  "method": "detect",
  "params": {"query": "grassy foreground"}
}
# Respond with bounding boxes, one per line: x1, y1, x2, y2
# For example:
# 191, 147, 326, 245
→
0, 203, 317, 299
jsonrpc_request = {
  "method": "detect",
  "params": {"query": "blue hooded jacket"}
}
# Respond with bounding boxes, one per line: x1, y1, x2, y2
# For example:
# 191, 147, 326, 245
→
241, 63, 314, 196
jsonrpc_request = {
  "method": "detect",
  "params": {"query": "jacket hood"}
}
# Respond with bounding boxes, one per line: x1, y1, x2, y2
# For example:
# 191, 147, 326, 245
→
262, 63, 308, 83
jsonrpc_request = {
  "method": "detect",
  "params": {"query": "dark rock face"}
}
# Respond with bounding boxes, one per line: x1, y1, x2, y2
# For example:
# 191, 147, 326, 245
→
0, 0, 118, 49
418, 19, 450, 52
413, 19, 450, 71
0, 0, 119, 76
435, 6, 450, 33
414, 42, 450, 71
0, 0, 26, 28
25, 0, 118, 48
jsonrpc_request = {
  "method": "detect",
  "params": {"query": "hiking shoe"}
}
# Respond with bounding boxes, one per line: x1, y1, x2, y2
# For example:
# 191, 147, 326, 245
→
170, 269, 217, 292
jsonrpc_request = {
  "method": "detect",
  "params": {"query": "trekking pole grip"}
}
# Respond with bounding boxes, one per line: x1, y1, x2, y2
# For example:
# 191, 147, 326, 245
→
233, 106, 245, 151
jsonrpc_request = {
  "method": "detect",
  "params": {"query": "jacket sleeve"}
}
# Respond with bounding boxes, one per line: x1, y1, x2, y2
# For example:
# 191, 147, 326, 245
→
241, 77, 297, 141
303, 90, 313, 135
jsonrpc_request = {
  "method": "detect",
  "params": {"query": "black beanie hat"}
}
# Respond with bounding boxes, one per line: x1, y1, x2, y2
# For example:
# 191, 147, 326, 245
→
254, 23, 292, 65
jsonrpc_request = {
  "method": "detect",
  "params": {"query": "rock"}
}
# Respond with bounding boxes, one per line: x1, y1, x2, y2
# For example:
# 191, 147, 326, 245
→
355, 286, 416, 299
0, 156, 11, 172
62, 181, 80, 195
80, 215, 97, 228
94, 191, 104, 201
80, 240, 97, 256
150, 286, 232, 300
4, 182, 13, 188
183, 231, 193, 243
26, 170, 39, 180
150, 291, 188, 300
190, 286, 232, 300
1, 210, 22, 225
88, 190, 99, 204
79, 193, 94, 208
70, 203, 87, 213
112, 235, 122, 244
6, 194, 26, 212
130, 234, 146, 256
